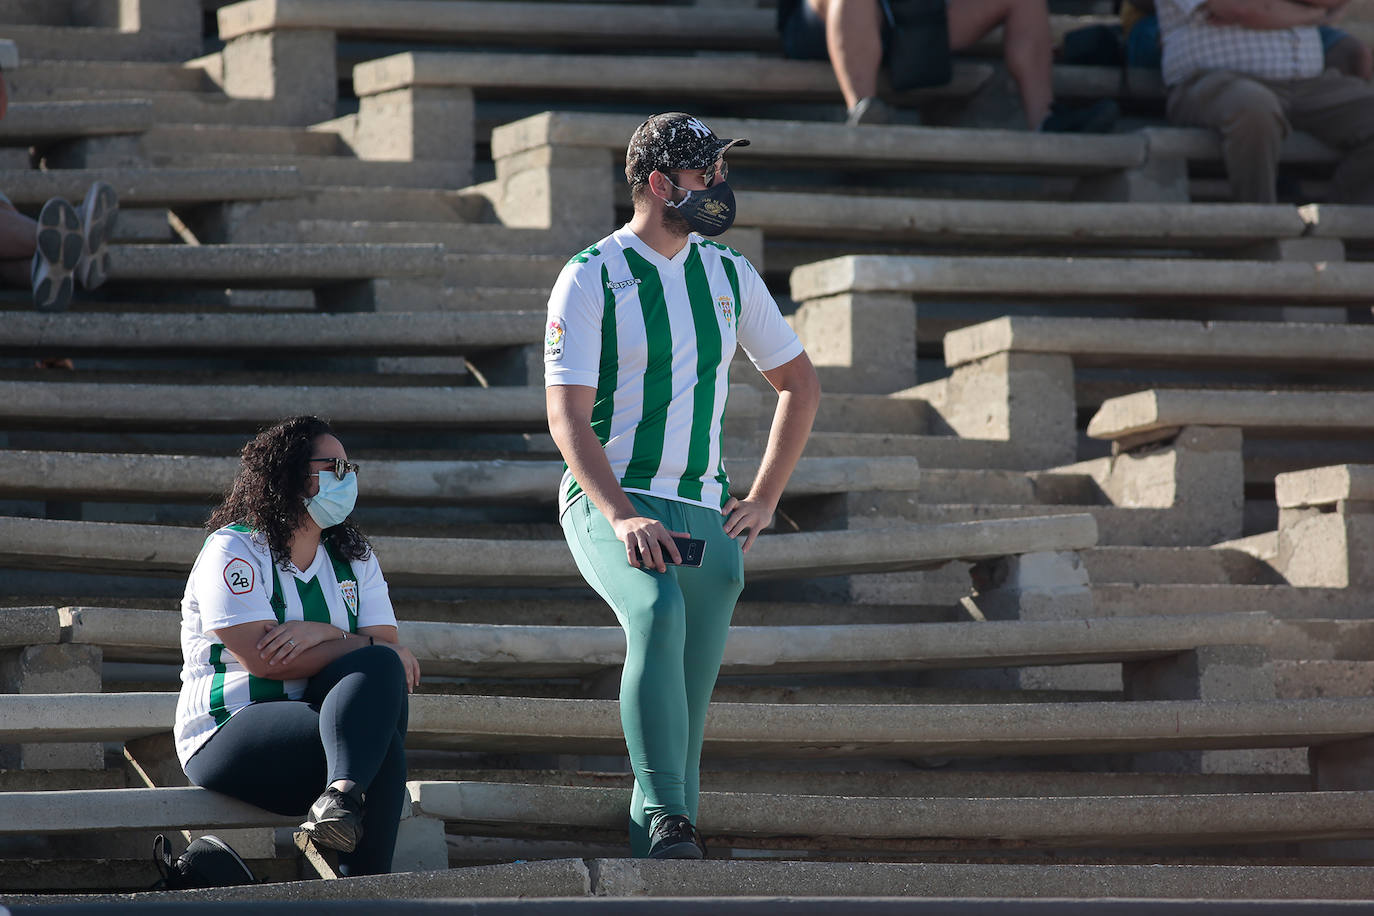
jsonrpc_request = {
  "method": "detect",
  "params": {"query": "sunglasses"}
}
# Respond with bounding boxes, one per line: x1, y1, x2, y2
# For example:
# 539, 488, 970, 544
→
670, 158, 728, 189
309, 457, 360, 480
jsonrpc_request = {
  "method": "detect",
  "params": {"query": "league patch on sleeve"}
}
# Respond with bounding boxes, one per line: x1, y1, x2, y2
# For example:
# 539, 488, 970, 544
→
223, 558, 255, 595
545, 317, 565, 360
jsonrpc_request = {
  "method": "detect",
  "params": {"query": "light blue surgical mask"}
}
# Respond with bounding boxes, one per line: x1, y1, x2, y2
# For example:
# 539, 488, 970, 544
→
303, 470, 357, 529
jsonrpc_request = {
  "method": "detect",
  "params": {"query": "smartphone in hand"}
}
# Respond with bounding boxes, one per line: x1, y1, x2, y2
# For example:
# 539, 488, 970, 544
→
670, 536, 706, 568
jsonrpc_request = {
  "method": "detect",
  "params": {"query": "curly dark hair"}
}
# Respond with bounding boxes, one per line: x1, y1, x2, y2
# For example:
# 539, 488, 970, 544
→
207, 415, 372, 569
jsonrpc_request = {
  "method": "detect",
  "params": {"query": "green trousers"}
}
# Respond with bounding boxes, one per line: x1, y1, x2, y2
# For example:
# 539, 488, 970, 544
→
560, 492, 745, 856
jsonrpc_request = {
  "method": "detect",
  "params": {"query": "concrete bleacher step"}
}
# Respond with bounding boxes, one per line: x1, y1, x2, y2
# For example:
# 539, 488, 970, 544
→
219, 187, 488, 229
1092, 584, 1374, 620
791, 255, 1374, 305
441, 252, 566, 289
218, 0, 782, 52
352, 50, 994, 107
2, 311, 539, 358
13, 859, 1374, 904
1088, 389, 1374, 449
424, 766, 1311, 800
100, 242, 443, 288
2, 24, 198, 62
146, 151, 463, 190
741, 194, 1310, 250
133, 123, 345, 158
0, 512, 1098, 584
0, 167, 303, 207
0, 100, 154, 144
6, 692, 1371, 759
410, 780, 1374, 850
800, 432, 1030, 470
15, 86, 292, 127
0, 452, 917, 505
290, 219, 582, 255
907, 503, 1230, 547
0, 379, 543, 432
57, 605, 1273, 678
5, 59, 212, 94
1081, 546, 1284, 586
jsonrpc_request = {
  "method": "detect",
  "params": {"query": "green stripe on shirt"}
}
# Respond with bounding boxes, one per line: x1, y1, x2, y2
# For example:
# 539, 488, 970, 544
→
678, 244, 724, 502
564, 263, 622, 508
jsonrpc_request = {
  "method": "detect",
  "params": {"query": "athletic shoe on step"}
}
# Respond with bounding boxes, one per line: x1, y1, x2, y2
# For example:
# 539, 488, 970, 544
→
647, 815, 706, 859
31, 197, 82, 312
298, 786, 364, 853
76, 181, 118, 290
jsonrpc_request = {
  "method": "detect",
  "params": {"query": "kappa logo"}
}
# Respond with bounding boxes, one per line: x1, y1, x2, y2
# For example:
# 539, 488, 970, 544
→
339, 580, 358, 616
545, 317, 565, 360
684, 117, 711, 138
223, 558, 255, 595
606, 277, 641, 291
717, 295, 734, 328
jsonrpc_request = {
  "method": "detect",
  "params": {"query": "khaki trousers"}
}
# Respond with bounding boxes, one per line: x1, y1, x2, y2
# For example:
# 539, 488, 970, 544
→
1167, 67, 1374, 204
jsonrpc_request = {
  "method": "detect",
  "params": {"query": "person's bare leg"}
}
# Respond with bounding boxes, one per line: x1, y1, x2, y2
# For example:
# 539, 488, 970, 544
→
810, 0, 884, 111
948, 0, 1054, 128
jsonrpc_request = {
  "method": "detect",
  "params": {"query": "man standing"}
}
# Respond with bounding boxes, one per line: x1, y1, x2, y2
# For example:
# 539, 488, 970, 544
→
544, 112, 820, 859
1160, 0, 1374, 203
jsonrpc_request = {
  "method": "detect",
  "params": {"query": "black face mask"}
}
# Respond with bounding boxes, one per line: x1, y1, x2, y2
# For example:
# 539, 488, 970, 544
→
664, 177, 736, 236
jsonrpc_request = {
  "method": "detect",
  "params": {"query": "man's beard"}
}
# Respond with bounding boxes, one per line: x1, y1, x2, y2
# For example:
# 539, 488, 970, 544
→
660, 204, 691, 238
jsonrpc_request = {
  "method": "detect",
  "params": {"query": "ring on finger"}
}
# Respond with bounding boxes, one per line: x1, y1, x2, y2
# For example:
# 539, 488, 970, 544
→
287, 639, 296, 647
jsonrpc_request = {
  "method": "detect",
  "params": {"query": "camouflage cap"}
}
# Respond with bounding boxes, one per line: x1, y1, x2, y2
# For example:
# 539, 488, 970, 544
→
624, 112, 750, 187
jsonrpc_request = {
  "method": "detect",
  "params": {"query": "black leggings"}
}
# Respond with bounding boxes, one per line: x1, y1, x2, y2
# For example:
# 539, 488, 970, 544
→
184, 645, 409, 876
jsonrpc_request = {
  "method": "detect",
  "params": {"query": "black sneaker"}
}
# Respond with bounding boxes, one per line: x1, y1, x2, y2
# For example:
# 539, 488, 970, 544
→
1040, 98, 1119, 134
647, 815, 706, 860
151, 833, 257, 890
298, 786, 364, 853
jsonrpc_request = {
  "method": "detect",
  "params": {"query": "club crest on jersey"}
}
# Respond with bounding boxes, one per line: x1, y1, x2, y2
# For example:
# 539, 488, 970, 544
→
339, 580, 358, 616
545, 318, 565, 360
717, 295, 734, 327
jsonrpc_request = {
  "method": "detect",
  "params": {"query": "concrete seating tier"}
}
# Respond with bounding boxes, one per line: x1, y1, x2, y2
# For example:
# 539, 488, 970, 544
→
409, 780, 1374, 850
1088, 390, 1374, 451
792, 255, 1374, 304
945, 317, 1374, 372
3, 692, 1371, 760
2, 24, 200, 63
100, 242, 442, 287
0, 100, 154, 143
0, 167, 303, 206
738, 194, 1309, 250
0, 513, 1099, 585
2, 311, 539, 358
486, 113, 1346, 236
216, 0, 780, 51
56, 605, 1273, 678
10, 859, 1374, 903
0, 452, 918, 505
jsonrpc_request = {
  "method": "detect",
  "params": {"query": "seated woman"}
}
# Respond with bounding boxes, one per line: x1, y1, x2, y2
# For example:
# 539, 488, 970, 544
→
173, 415, 421, 877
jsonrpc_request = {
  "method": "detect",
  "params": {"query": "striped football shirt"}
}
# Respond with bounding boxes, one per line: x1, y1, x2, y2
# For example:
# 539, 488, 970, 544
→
544, 226, 803, 517
173, 525, 396, 766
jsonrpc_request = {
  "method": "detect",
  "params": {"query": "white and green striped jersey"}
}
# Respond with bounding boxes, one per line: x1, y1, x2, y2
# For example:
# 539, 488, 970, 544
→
173, 525, 396, 767
545, 226, 803, 517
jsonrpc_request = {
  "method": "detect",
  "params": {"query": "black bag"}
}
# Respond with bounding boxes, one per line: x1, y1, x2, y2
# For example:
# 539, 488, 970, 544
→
1061, 24, 1126, 68
151, 833, 258, 890
883, 0, 953, 90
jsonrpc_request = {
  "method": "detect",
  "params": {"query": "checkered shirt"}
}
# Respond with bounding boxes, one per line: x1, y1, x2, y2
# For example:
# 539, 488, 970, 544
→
1158, 0, 1324, 87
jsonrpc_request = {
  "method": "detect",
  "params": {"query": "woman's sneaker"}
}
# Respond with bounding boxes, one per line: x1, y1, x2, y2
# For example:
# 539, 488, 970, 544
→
298, 786, 364, 853
647, 815, 706, 859
31, 197, 82, 311
76, 180, 118, 291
